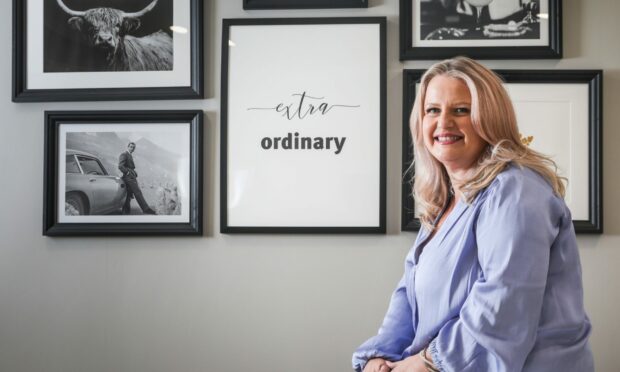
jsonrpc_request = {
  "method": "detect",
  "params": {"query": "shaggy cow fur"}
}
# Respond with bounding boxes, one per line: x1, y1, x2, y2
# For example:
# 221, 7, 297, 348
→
59, 1, 173, 71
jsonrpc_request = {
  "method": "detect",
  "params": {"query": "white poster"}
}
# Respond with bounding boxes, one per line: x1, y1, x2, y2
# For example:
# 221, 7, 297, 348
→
222, 19, 386, 233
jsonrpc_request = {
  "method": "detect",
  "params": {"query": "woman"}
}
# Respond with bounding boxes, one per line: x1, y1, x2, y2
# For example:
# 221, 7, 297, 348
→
352, 57, 593, 372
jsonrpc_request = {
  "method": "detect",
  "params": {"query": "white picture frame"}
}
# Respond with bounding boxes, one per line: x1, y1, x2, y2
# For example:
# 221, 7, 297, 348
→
221, 18, 387, 233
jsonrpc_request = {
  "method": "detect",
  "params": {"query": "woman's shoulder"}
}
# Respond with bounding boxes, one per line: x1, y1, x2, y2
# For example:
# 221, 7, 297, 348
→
475, 164, 565, 214
472, 164, 569, 238
487, 164, 556, 196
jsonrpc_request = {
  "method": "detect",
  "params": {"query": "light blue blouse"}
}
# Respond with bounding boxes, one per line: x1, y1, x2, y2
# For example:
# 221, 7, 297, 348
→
353, 165, 593, 372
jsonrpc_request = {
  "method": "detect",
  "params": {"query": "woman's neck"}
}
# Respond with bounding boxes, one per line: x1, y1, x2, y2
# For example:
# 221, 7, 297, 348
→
446, 167, 473, 202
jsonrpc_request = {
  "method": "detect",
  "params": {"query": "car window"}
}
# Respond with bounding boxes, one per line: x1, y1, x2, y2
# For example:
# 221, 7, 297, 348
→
66, 155, 81, 174
77, 156, 106, 175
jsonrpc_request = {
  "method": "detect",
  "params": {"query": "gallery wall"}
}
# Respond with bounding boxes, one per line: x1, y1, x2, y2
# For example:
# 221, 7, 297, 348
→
1, 0, 619, 371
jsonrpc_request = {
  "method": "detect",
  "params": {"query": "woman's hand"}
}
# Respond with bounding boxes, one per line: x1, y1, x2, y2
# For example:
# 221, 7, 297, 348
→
385, 355, 427, 372
363, 358, 391, 372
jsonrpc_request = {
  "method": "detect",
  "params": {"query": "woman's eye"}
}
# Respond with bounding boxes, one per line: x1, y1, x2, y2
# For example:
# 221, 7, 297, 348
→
426, 108, 439, 114
455, 107, 470, 114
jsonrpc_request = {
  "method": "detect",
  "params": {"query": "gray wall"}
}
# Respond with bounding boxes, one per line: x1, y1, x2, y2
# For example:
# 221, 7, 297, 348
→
1, 0, 618, 371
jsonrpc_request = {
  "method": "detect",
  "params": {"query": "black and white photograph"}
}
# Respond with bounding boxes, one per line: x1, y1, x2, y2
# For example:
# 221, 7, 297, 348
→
13, 0, 203, 101
65, 130, 182, 217
44, 0, 174, 72
243, 0, 368, 9
420, 0, 541, 41
44, 111, 203, 236
399, 0, 562, 59
221, 18, 386, 233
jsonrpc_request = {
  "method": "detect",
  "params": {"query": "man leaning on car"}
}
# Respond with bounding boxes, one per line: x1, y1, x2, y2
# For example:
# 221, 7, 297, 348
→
118, 142, 157, 215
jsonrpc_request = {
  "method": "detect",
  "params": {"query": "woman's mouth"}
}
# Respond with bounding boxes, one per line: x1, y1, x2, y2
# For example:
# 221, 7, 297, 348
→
434, 135, 463, 145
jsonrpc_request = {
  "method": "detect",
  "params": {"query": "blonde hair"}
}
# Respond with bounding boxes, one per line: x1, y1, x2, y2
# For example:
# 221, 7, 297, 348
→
409, 57, 566, 231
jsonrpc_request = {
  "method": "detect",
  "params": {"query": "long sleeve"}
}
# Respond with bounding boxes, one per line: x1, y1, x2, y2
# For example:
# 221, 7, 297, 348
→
352, 262, 416, 372
118, 152, 130, 175
118, 152, 129, 175
428, 170, 563, 372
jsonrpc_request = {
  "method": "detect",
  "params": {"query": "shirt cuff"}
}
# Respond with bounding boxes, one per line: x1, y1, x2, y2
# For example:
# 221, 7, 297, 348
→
352, 349, 393, 372
428, 338, 446, 372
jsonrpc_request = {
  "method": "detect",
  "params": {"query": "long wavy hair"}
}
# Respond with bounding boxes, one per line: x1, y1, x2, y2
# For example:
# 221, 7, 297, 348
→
409, 57, 566, 231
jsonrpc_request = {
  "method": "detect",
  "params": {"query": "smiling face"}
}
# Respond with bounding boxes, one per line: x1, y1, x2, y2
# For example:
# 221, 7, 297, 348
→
422, 75, 488, 177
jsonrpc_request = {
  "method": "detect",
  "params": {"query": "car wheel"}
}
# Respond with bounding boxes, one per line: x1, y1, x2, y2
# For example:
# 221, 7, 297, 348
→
66, 193, 87, 215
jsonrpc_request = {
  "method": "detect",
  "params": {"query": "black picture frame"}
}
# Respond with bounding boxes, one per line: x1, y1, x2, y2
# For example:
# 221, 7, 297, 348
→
402, 69, 602, 234
221, 17, 386, 234
243, 0, 368, 10
13, 0, 204, 102
44, 110, 203, 236
399, 0, 562, 60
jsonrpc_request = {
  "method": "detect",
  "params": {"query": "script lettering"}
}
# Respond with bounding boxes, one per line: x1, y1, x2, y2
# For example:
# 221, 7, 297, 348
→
248, 91, 359, 120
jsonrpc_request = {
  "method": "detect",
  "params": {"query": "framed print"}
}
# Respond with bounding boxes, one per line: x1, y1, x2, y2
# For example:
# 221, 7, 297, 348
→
399, 0, 562, 60
221, 18, 386, 233
402, 69, 602, 233
13, 0, 203, 102
44, 110, 203, 236
243, 0, 368, 9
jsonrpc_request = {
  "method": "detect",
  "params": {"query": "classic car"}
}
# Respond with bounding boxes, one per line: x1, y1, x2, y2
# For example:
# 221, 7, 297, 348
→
65, 149, 127, 215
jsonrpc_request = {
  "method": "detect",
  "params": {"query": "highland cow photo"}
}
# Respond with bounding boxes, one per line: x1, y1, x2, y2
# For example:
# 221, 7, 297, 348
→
13, 0, 202, 101
44, 0, 174, 72
44, 111, 203, 236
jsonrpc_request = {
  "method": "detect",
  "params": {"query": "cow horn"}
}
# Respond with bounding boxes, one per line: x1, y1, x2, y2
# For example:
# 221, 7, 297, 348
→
123, 0, 159, 18
56, 0, 86, 16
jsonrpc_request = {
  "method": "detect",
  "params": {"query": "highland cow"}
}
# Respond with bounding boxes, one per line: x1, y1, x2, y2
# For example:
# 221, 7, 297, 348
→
56, 0, 173, 71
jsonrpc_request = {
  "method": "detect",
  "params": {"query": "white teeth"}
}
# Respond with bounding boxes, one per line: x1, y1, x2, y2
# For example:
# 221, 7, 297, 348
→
436, 136, 461, 142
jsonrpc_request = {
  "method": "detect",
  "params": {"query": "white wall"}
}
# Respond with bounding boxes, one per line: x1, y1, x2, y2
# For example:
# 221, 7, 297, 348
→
1, 0, 619, 371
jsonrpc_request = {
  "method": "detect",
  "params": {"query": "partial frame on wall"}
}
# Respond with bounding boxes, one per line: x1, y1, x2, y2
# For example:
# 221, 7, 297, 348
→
44, 110, 203, 236
402, 69, 603, 233
13, 0, 204, 102
221, 17, 386, 233
399, 0, 562, 60
243, 0, 368, 9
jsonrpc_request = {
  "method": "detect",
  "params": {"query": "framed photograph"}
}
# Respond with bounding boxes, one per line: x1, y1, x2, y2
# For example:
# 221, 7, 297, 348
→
399, 0, 562, 60
44, 110, 203, 236
243, 0, 368, 9
402, 69, 602, 233
221, 18, 386, 233
13, 0, 203, 102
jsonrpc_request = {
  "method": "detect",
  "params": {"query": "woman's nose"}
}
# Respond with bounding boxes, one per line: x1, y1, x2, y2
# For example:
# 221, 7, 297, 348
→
437, 112, 454, 128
